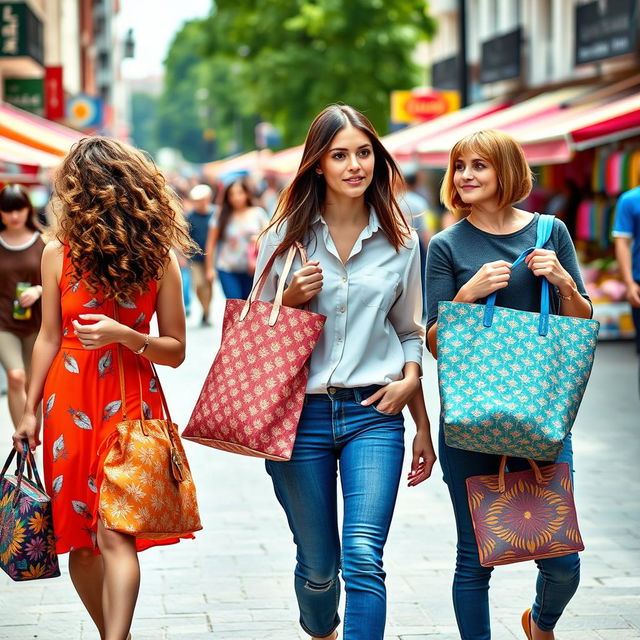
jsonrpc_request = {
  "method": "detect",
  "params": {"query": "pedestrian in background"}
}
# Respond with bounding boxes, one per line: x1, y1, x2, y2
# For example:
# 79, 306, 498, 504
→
0, 184, 45, 431
254, 104, 436, 640
186, 183, 216, 326
613, 183, 640, 391
13, 137, 194, 640
205, 178, 269, 300
426, 130, 592, 640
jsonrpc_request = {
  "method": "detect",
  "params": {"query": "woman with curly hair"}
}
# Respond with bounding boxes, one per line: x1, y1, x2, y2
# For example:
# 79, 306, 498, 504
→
13, 137, 195, 640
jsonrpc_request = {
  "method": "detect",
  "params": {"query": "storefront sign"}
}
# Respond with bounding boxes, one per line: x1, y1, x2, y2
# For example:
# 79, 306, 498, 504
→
432, 55, 460, 91
0, 3, 43, 65
67, 94, 104, 128
391, 90, 460, 125
480, 28, 521, 84
45, 66, 64, 120
575, 0, 638, 65
3, 77, 43, 115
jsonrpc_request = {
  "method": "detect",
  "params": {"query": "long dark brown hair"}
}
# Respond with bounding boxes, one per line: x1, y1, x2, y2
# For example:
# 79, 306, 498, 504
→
52, 136, 195, 303
0, 184, 39, 232
265, 104, 409, 256
217, 178, 257, 242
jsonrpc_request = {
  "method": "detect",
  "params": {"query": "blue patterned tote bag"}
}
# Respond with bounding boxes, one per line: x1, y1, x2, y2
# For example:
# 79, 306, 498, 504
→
437, 214, 600, 461
0, 442, 60, 581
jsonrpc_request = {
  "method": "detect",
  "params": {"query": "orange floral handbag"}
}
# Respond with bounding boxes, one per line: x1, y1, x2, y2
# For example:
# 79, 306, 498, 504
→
466, 456, 584, 567
96, 345, 202, 540
183, 243, 326, 461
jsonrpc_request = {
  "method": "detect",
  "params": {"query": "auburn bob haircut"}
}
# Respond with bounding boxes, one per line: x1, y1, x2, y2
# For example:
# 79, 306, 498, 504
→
440, 129, 533, 216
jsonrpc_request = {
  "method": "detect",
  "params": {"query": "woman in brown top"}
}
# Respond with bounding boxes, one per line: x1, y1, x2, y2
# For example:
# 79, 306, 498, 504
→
0, 184, 45, 427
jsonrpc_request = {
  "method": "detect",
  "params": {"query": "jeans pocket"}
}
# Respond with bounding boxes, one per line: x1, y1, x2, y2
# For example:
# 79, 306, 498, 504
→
370, 403, 401, 417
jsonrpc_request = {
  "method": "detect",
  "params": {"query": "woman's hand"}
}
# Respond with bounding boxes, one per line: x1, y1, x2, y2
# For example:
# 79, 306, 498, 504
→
408, 430, 437, 487
72, 314, 127, 350
282, 261, 323, 307
361, 376, 420, 415
13, 413, 40, 452
18, 286, 41, 308
206, 268, 217, 284
524, 249, 576, 294
457, 260, 512, 302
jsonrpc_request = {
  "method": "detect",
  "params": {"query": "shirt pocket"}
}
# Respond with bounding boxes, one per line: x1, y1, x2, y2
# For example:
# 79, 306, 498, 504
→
353, 269, 400, 311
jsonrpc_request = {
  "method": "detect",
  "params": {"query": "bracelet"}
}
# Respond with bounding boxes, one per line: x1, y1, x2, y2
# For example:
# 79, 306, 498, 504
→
133, 334, 150, 355
556, 286, 577, 301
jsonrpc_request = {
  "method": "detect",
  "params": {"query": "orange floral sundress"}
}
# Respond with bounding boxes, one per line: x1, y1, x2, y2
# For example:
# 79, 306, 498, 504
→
42, 250, 191, 554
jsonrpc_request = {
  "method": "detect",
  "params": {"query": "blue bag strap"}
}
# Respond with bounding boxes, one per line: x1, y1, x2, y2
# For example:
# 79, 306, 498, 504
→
483, 214, 554, 336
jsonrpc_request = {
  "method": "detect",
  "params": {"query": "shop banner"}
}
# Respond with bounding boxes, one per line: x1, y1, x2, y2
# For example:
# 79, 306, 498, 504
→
575, 0, 638, 65
0, 3, 44, 65
45, 66, 64, 120
391, 90, 460, 125
67, 94, 103, 129
3, 77, 43, 115
480, 28, 522, 84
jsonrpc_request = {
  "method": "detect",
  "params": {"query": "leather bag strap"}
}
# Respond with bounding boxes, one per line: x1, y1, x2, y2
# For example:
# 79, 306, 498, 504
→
113, 303, 174, 428
497, 455, 544, 493
484, 213, 555, 336
239, 242, 308, 324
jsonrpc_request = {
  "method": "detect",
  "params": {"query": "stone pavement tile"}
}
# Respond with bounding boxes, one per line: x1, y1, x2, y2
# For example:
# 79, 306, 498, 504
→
133, 613, 212, 634
0, 625, 43, 639
624, 614, 640, 629
596, 631, 640, 639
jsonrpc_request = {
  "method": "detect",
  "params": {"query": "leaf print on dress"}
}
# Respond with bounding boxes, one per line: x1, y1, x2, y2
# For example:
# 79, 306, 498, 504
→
149, 377, 157, 393
103, 400, 122, 421
118, 299, 137, 309
83, 297, 104, 309
67, 408, 92, 430
70, 280, 81, 293
44, 394, 55, 419
63, 353, 80, 374
142, 401, 152, 420
88, 475, 97, 494
52, 475, 63, 498
52, 434, 69, 462
98, 350, 113, 378
71, 501, 92, 519
132, 312, 146, 330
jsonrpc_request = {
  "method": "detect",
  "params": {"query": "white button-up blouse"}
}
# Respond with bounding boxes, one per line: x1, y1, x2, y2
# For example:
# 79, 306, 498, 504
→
253, 209, 424, 393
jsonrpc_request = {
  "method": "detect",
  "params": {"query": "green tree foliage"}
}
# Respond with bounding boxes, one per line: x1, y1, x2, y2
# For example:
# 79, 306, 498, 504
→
203, 0, 436, 144
130, 92, 159, 154
159, 2, 435, 159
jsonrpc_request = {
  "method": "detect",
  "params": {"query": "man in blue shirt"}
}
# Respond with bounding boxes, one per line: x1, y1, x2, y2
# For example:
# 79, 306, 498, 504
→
613, 186, 640, 357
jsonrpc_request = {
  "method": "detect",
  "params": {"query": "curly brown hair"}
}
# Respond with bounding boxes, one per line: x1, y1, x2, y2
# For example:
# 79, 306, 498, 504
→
52, 137, 195, 303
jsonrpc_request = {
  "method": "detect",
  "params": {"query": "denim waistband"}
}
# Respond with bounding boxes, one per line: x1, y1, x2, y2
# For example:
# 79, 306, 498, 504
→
305, 385, 383, 404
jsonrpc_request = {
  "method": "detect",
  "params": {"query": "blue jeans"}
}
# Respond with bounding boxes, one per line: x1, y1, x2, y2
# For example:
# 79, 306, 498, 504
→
217, 269, 254, 300
266, 386, 405, 639
180, 266, 191, 314
439, 428, 580, 639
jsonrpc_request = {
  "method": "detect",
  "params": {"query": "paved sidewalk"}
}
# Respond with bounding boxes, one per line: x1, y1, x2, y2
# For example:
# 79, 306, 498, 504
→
1, 300, 639, 639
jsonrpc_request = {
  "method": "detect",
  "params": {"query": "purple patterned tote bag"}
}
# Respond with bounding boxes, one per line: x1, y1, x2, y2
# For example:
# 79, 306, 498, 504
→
0, 443, 60, 581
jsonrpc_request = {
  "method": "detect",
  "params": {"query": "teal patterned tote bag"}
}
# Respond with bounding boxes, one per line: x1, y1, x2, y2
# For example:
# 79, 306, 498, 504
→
437, 214, 600, 461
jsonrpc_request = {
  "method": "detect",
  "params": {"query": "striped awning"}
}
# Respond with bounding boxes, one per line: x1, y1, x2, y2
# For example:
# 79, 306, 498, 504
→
0, 135, 61, 167
0, 102, 82, 157
203, 149, 273, 181
382, 99, 510, 162
416, 86, 640, 167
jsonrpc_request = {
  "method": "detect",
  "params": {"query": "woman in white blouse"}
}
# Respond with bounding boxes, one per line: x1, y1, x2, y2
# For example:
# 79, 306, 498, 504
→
254, 104, 437, 640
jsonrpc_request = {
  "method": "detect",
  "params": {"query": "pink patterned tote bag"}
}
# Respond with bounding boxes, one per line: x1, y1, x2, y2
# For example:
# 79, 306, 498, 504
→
183, 244, 326, 461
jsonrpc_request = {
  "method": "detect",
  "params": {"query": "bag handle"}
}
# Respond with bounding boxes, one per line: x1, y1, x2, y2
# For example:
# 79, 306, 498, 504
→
1, 441, 46, 507
239, 242, 309, 326
484, 214, 554, 336
498, 455, 544, 493
113, 305, 174, 427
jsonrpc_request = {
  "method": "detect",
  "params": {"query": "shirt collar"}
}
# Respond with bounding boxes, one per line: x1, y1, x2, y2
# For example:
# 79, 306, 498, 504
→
312, 205, 380, 233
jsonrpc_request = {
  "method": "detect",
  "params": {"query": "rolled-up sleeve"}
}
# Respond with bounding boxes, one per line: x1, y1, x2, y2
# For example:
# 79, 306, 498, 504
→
388, 236, 425, 366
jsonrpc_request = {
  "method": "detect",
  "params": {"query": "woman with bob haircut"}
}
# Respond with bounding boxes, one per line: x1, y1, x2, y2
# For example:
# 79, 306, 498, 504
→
13, 137, 195, 640
426, 129, 592, 640
253, 104, 437, 639
0, 184, 44, 430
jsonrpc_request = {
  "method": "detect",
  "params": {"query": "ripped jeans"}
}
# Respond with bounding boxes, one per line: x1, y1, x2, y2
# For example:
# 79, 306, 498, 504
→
266, 387, 405, 639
